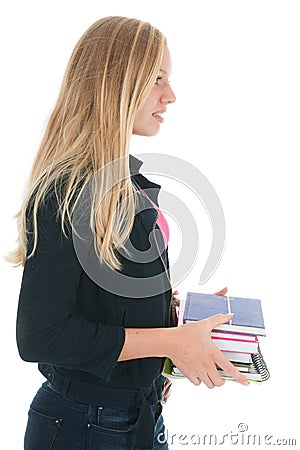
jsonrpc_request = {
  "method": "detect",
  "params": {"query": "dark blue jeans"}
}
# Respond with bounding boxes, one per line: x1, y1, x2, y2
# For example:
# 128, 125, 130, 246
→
24, 382, 169, 449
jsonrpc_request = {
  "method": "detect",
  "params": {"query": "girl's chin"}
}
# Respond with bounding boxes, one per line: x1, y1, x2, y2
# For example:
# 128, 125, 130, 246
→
132, 125, 160, 137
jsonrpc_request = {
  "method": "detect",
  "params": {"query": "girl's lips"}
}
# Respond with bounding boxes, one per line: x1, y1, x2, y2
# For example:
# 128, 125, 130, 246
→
153, 115, 164, 123
152, 112, 165, 123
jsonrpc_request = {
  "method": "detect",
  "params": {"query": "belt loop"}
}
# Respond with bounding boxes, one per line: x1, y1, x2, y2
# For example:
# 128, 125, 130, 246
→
87, 404, 98, 425
134, 395, 155, 449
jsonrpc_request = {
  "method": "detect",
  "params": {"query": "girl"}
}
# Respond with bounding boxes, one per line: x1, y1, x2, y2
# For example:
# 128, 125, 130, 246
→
11, 16, 248, 450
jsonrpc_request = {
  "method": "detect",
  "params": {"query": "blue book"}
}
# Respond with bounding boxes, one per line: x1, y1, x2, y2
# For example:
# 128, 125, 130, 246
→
183, 292, 266, 336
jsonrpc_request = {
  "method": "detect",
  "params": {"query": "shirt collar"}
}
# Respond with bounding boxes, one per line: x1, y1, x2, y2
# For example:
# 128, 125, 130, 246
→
129, 154, 143, 175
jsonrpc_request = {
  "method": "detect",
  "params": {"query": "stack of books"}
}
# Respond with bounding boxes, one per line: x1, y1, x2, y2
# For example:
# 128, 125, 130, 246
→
163, 292, 270, 383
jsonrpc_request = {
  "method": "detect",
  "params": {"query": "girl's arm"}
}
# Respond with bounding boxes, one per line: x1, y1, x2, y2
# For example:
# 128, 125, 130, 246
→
17, 197, 125, 383
119, 314, 249, 388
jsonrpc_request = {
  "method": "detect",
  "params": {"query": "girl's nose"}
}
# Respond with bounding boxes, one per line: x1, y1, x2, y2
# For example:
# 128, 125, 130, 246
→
162, 84, 176, 104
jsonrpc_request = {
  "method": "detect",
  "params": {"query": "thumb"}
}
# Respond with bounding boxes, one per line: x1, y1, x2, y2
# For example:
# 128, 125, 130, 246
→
207, 313, 233, 329
214, 287, 228, 296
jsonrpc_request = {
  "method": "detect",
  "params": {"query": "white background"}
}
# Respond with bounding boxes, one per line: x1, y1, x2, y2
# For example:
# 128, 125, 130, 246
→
1, 1, 299, 448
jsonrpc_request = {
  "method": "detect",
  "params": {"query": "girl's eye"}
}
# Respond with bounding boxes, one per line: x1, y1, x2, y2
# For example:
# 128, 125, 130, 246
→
155, 76, 162, 85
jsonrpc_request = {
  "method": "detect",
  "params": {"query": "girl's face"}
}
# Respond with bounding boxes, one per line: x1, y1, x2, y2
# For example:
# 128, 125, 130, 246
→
133, 46, 176, 136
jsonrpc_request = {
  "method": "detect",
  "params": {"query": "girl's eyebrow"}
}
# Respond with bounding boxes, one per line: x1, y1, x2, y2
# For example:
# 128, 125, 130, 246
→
159, 68, 172, 77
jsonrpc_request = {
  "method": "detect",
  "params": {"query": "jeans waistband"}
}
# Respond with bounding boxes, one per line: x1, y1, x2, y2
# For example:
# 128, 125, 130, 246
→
39, 364, 165, 449
39, 364, 164, 407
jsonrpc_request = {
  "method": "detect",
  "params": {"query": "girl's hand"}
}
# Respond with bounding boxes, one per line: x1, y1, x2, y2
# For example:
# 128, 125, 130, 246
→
168, 313, 249, 388
214, 287, 228, 296
172, 286, 228, 308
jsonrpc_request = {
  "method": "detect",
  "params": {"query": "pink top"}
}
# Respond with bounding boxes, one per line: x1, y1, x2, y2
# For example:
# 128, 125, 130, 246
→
138, 186, 170, 248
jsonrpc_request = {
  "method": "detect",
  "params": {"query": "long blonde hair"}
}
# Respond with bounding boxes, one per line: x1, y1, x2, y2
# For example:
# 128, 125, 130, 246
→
9, 16, 166, 270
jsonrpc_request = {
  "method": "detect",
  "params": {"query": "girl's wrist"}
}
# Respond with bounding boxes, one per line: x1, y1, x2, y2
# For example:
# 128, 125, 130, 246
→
161, 326, 180, 359
118, 326, 179, 361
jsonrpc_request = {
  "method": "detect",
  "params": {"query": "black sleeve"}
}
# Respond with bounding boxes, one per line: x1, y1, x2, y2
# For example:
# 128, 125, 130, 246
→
16, 197, 125, 382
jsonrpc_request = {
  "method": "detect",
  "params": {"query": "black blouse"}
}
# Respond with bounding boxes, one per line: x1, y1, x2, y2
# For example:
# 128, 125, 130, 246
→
16, 154, 173, 449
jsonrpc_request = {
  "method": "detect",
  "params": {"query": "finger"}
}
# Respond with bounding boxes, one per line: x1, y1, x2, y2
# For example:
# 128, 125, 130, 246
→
214, 287, 228, 296
194, 371, 214, 389
197, 369, 225, 389
207, 367, 226, 388
214, 351, 249, 386
203, 360, 226, 388
195, 377, 202, 387
193, 361, 218, 389
188, 375, 201, 386
182, 370, 202, 386
207, 313, 233, 329
201, 373, 215, 389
